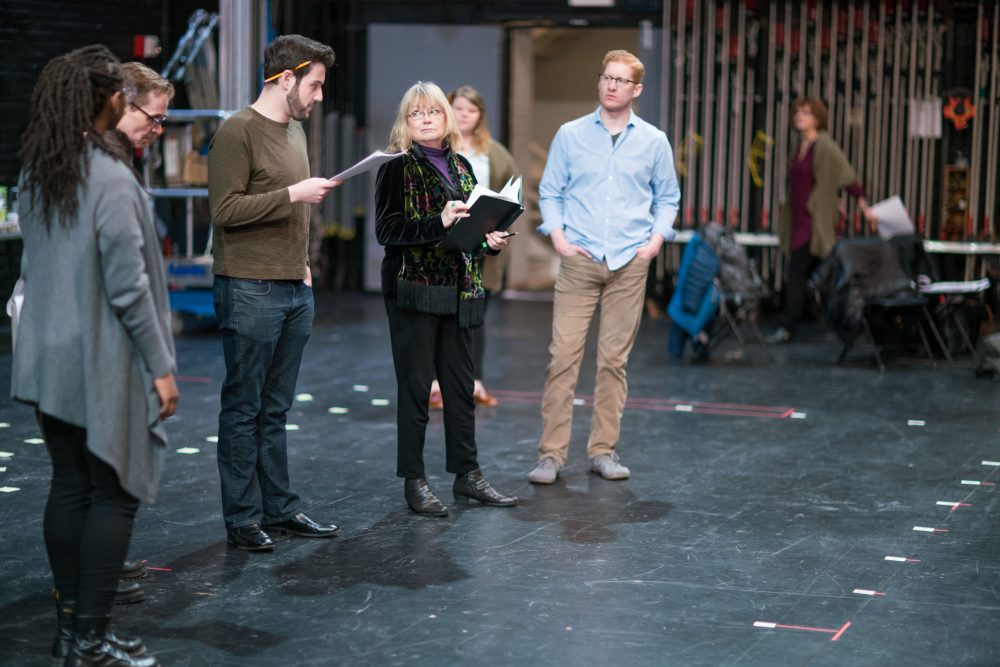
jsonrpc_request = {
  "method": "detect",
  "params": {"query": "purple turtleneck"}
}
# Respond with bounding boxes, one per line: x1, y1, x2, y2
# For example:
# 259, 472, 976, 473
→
420, 144, 456, 189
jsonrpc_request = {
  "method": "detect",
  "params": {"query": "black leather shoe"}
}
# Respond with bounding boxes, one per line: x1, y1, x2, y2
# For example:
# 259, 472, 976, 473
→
113, 580, 144, 605
66, 615, 158, 667
121, 559, 147, 581
227, 524, 275, 551
404, 478, 448, 516
453, 469, 518, 507
52, 593, 147, 663
263, 513, 338, 538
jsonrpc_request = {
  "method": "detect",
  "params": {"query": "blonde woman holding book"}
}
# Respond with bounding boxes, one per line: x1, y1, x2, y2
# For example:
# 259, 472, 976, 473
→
427, 85, 517, 410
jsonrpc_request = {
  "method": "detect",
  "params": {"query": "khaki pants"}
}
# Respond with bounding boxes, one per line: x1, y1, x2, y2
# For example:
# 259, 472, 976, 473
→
538, 253, 650, 465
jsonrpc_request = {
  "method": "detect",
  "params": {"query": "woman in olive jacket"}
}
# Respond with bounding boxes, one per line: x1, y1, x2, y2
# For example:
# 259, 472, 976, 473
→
774, 97, 875, 343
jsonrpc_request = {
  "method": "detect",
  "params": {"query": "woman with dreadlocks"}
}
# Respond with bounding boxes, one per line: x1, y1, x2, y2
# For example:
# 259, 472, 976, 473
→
12, 45, 176, 667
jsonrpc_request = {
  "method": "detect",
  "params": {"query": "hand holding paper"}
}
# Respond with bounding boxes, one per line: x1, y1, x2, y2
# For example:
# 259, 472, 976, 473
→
870, 196, 915, 239
329, 151, 404, 181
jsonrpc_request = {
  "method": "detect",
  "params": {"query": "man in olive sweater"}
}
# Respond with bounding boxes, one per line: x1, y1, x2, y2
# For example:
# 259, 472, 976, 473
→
208, 34, 340, 551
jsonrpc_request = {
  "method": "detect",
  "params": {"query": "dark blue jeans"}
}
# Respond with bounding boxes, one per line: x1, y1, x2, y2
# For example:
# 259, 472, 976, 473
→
214, 276, 312, 530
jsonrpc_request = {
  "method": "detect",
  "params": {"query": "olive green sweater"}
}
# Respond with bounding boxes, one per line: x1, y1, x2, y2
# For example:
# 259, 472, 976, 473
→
208, 107, 310, 279
778, 131, 858, 259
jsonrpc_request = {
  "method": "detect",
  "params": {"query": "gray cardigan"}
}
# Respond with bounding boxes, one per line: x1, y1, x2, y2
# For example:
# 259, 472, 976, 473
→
12, 147, 176, 502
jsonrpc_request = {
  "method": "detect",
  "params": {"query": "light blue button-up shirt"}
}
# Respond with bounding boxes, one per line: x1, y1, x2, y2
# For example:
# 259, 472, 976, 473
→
538, 108, 681, 271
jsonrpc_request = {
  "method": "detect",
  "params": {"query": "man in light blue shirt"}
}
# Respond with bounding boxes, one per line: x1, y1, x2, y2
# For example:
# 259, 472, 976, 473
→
529, 49, 680, 485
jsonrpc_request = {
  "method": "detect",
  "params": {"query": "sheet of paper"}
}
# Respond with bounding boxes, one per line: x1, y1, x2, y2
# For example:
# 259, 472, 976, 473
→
466, 176, 521, 208
329, 151, 403, 181
919, 278, 990, 294
871, 195, 915, 239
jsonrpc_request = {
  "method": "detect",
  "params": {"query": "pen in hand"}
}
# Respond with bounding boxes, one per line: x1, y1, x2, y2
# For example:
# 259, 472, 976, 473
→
481, 231, 517, 249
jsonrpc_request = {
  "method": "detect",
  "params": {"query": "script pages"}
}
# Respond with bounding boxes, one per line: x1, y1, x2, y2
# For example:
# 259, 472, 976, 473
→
440, 176, 524, 252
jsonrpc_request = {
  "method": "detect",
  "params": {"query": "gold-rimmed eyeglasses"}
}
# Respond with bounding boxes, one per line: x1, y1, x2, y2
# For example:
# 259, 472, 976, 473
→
598, 73, 637, 87
407, 108, 444, 121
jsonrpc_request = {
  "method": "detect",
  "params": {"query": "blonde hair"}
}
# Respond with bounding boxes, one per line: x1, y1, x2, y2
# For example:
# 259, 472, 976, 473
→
602, 49, 645, 84
121, 62, 174, 105
448, 85, 492, 153
387, 81, 461, 152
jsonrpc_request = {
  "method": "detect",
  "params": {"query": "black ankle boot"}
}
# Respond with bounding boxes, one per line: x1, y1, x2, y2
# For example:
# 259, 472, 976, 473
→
404, 478, 448, 516
51, 589, 74, 664
452, 469, 518, 507
66, 614, 158, 667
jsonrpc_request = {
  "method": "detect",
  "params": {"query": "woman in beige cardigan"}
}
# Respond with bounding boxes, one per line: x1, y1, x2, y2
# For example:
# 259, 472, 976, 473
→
428, 85, 517, 408
772, 97, 875, 343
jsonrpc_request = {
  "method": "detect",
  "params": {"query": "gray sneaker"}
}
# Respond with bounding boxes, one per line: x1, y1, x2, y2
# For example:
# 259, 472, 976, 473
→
528, 457, 562, 484
589, 453, 630, 480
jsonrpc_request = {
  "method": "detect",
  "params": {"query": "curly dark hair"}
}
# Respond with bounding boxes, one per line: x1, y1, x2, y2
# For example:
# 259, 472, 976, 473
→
18, 45, 128, 229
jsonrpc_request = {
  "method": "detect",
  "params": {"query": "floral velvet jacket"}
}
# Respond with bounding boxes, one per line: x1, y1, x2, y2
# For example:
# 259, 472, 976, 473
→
375, 144, 488, 327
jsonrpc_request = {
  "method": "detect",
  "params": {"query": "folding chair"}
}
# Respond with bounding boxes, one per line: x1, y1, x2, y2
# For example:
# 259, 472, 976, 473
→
814, 238, 949, 372
702, 223, 772, 362
711, 283, 773, 363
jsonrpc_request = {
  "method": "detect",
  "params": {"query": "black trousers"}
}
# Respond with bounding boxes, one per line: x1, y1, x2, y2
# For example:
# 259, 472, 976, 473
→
39, 413, 140, 617
469, 291, 491, 379
781, 245, 821, 334
384, 299, 479, 479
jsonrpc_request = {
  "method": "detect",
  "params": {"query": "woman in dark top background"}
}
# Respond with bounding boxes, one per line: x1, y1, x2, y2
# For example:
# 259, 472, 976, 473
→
375, 81, 517, 516
773, 97, 875, 343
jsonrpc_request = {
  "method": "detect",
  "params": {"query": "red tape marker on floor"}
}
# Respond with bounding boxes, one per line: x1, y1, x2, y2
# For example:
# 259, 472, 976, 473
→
754, 620, 851, 641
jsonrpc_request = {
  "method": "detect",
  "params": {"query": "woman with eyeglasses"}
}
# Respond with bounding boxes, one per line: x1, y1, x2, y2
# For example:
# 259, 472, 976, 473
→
13, 45, 176, 666
375, 81, 517, 516
772, 97, 875, 343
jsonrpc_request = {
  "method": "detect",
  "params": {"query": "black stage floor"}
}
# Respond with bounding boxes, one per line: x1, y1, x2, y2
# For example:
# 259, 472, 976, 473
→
1, 293, 998, 666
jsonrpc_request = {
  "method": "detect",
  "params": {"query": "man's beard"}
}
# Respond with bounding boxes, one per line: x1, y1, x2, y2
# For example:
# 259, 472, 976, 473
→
287, 83, 311, 120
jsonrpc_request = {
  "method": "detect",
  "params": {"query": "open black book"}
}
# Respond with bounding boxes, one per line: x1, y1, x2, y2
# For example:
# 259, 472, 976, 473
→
440, 177, 524, 253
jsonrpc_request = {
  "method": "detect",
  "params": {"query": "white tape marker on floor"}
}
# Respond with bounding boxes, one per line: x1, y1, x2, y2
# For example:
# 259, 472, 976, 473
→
883, 556, 920, 563
913, 526, 936, 532
0, 487, 20, 493
0, 422, 10, 428
982, 461, 1000, 467
0, 452, 12, 458
327, 407, 349, 414
753, 622, 777, 629
24, 438, 45, 445
286, 424, 300, 431
176, 448, 200, 454
573, 398, 585, 406
907, 420, 926, 426
371, 399, 390, 406
206, 436, 218, 443
790, 412, 807, 419
353, 385, 369, 392
295, 393, 314, 402
675, 405, 693, 412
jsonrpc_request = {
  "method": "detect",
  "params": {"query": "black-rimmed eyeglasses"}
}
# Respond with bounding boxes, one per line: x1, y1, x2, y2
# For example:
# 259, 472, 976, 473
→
130, 102, 167, 129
